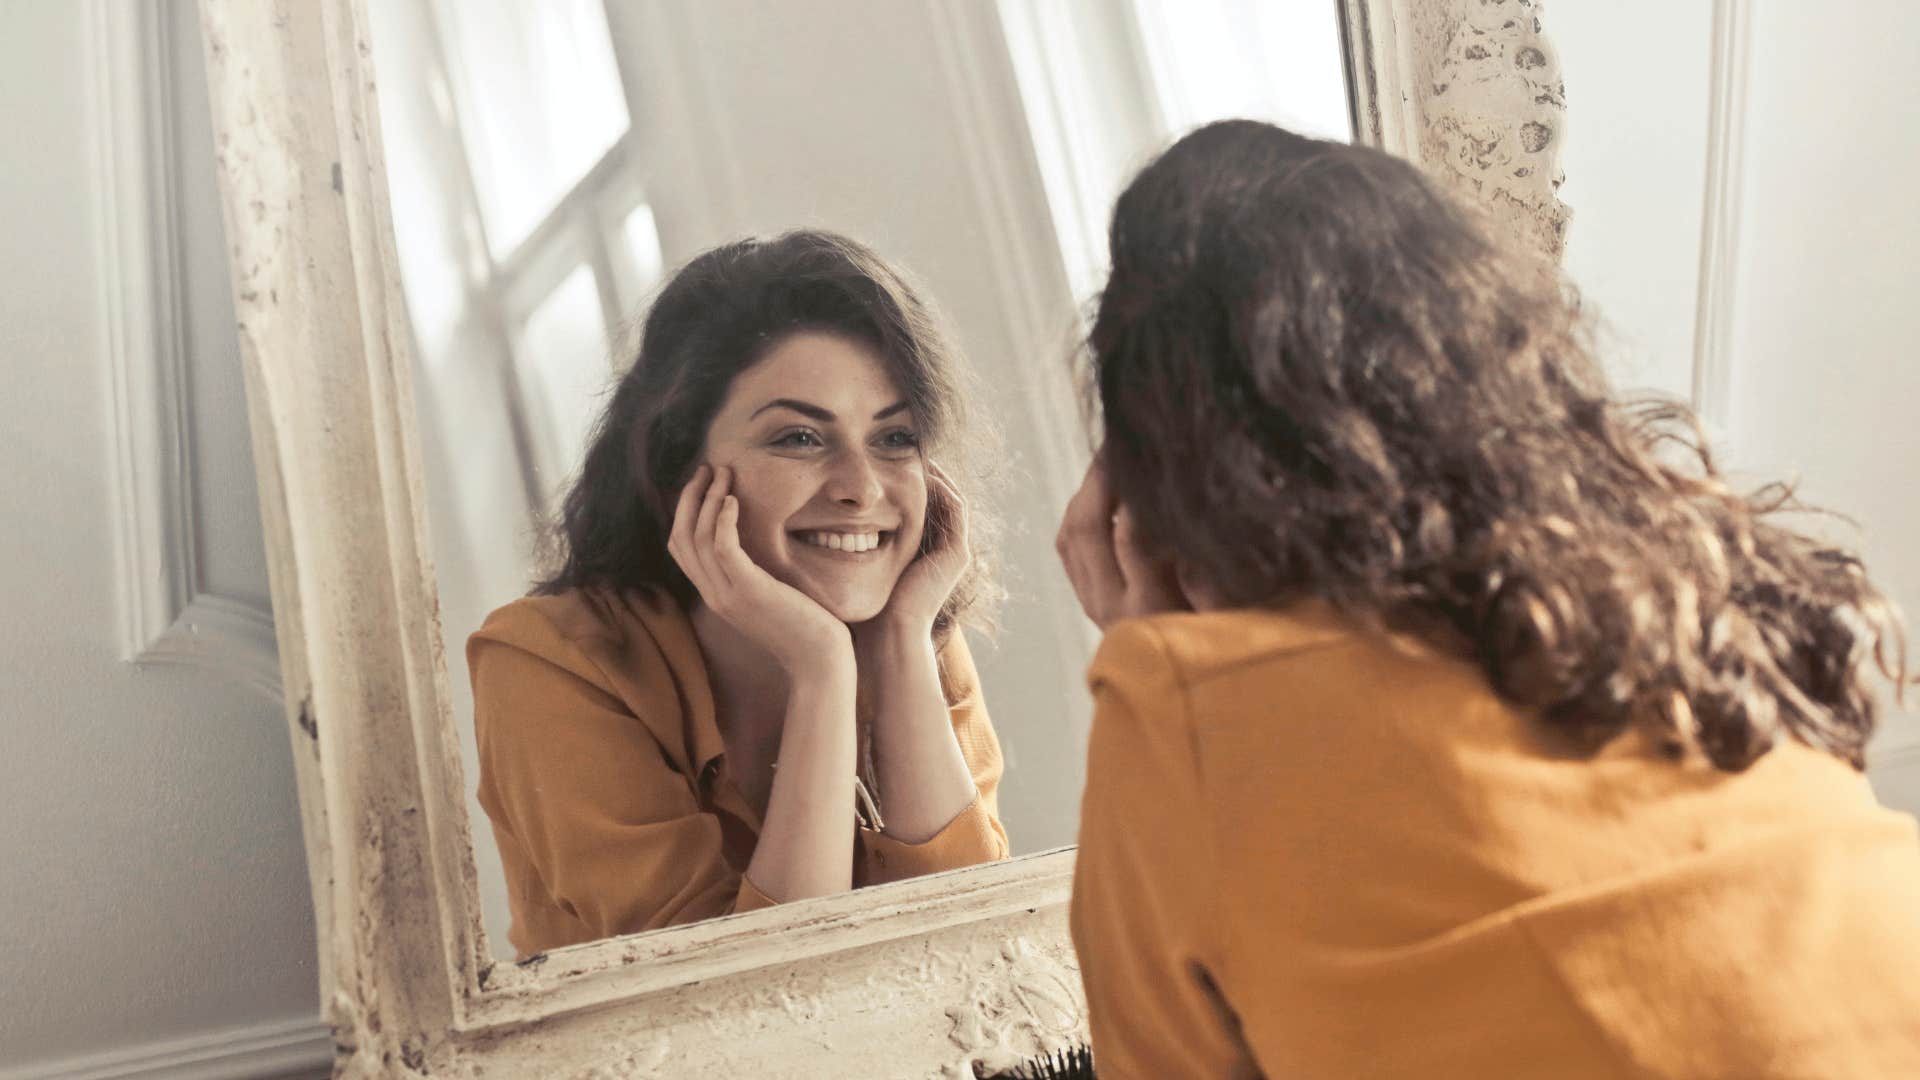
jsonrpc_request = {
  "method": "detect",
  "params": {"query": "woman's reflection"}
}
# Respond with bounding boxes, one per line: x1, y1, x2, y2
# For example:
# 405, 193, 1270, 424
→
468, 231, 1008, 958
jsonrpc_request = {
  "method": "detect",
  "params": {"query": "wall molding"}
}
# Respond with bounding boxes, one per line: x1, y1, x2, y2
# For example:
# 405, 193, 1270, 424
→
1690, 0, 1752, 433
87, 0, 281, 703
3, 1017, 331, 1080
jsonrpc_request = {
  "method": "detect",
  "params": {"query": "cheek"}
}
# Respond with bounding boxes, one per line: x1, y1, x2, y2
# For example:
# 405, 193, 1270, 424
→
892, 469, 930, 552
721, 468, 800, 556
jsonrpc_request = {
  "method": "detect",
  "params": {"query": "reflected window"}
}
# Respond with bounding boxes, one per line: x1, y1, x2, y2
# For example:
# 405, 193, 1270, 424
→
1129, 0, 1352, 142
369, 0, 666, 510
619, 203, 665, 305
1000, 0, 1352, 305
432, 0, 631, 257
516, 265, 612, 487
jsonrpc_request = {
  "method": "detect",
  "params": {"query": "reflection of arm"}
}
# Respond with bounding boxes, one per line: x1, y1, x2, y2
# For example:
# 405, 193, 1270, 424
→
1070, 621, 1255, 1078
860, 629, 1010, 885
471, 619, 776, 941
739, 650, 859, 904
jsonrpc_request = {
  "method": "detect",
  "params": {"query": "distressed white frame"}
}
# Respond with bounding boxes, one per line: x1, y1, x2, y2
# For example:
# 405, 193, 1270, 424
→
194, 0, 1568, 1075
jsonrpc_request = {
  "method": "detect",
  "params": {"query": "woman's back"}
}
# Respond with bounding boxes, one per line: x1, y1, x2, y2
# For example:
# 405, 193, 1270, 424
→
1071, 604, 1920, 1078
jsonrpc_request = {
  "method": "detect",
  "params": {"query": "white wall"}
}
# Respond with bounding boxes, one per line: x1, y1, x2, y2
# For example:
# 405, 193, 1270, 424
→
1556, 0, 1920, 816
0, 2, 326, 1077
1555, 0, 1714, 402
1724, 0, 1920, 811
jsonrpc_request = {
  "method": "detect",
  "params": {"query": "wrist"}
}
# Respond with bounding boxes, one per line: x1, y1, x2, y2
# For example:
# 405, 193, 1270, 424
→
775, 623, 856, 679
857, 611, 936, 650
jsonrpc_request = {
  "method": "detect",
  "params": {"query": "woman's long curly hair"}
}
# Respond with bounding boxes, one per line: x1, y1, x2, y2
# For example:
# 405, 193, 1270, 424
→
537, 229, 1000, 641
1091, 120, 1907, 771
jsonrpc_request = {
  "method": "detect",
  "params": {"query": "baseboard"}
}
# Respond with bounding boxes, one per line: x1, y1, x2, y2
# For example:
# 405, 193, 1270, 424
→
1, 1017, 333, 1080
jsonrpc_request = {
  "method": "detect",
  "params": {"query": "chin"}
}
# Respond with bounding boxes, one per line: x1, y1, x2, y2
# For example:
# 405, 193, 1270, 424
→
809, 589, 891, 625
763, 542, 908, 625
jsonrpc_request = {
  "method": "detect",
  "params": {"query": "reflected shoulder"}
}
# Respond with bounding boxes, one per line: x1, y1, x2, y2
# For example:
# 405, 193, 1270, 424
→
474, 585, 682, 653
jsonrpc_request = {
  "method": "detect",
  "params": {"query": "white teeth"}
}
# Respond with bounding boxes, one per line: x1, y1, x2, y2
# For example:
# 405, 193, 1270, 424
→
799, 530, 881, 552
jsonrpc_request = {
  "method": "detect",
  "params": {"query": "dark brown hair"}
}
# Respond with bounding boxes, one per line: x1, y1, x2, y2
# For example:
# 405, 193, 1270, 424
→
538, 229, 998, 639
1090, 119, 1907, 770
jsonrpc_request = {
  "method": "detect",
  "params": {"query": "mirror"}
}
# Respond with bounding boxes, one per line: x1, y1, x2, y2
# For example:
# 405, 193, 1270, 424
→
359, 0, 1352, 960
200, 0, 1569, 1069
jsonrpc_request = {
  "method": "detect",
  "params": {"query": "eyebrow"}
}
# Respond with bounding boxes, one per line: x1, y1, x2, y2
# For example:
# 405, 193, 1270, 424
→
749, 398, 911, 422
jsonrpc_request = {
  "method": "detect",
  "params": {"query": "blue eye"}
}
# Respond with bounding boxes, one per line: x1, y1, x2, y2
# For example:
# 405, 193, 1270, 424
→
878, 429, 921, 450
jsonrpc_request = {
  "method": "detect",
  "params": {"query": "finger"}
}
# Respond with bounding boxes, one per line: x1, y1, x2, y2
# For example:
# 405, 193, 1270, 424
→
1060, 523, 1126, 629
696, 466, 730, 545
668, 464, 712, 574
1055, 465, 1094, 557
1072, 510, 1127, 614
1058, 546, 1094, 621
1055, 454, 1122, 611
1063, 542, 1120, 628
1111, 506, 1152, 588
712, 495, 764, 596
693, 467, 734, 590
713, 494, 747, 566
1056, 454, 1116, 547
924, 464, 969, 556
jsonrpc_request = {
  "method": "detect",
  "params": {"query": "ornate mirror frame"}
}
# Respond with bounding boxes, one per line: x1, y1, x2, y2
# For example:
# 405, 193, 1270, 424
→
195, 0, 1566, 1075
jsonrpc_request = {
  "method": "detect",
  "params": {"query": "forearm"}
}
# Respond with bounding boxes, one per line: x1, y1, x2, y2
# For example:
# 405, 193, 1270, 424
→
745, 662, 859, 902
860, 620, 979, 843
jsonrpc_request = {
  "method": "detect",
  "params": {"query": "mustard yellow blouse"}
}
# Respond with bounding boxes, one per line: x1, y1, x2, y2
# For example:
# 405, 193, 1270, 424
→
1071, 603, 1920, 1078
469, 586, 1009, 958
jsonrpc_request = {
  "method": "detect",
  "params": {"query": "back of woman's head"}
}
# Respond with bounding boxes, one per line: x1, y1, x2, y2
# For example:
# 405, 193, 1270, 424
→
1091, 118, 1906, 771
538, 228, 996, 638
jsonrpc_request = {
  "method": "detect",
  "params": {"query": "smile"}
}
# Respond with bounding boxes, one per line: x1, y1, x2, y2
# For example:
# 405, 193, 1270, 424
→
793, 530, 889, 554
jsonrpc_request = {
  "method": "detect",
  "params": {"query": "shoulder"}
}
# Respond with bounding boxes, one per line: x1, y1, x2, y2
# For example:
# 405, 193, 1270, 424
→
1089, 602, 1502, 759
473, 585, 687, 654
469, 586, 693, 689
1089, 601, 1362, 697
467, 586, 708, 769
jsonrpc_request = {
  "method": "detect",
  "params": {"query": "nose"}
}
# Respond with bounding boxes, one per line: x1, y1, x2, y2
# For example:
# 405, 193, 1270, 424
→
823, 447, 884, 509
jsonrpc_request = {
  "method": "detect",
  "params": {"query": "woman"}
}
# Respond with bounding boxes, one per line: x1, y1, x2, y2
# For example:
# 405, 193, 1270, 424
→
470, 230, 1009, 958
1058, 121, 1920, 1077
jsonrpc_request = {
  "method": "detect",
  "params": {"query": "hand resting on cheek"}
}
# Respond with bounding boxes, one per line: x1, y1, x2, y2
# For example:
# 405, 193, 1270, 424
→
1055, 449, 1196, 630
667, 462, 853, 674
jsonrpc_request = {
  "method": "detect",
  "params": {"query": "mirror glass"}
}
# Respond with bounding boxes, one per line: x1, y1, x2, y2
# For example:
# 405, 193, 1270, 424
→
365, 0, 1352, 961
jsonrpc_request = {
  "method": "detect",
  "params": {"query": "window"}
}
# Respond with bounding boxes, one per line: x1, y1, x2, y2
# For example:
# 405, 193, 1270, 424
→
369, 0, 663, 509
999, 0, 1353, 306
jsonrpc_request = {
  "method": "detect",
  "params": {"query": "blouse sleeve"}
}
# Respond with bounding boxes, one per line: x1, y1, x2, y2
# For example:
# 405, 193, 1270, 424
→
470, 613, 774, 940
1069, 620, 1260, 1079
858, 629, 1011, 885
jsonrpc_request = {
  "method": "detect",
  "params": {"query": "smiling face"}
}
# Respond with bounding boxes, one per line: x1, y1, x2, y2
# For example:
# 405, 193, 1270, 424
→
699, 331, 928, 623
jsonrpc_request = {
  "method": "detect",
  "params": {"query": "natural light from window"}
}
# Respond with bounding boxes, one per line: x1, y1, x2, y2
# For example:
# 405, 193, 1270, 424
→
432, 0, 630, 258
